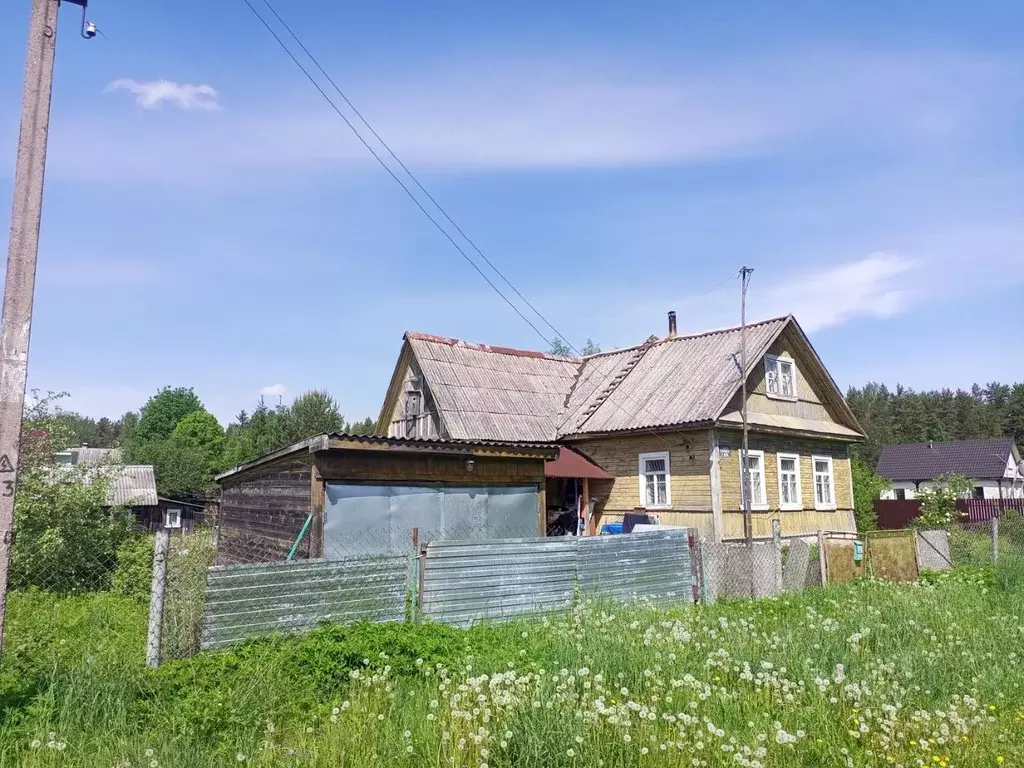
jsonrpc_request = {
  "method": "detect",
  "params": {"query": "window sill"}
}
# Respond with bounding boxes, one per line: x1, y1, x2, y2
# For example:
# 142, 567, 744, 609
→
814, 505, 838, 512
765, 392, 798, 402
778, 504, 804, 512
641, 505, 672, 511
750, 504, 770, 512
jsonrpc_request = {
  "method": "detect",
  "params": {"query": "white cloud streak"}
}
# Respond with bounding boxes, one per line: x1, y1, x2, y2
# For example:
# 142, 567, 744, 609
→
259, 384, 287, 398
755, 252, 917, 332
105, 79, 221, 111
48, 51, 1012, 186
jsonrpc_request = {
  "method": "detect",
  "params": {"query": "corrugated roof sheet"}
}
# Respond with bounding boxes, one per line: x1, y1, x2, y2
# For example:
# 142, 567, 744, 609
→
405, 317, 791, 441
875, 438, 1018, 481
564, 318, 787, 435
406, 334, 580, 442
102, 465, 158, 506
72, 447, 122, 465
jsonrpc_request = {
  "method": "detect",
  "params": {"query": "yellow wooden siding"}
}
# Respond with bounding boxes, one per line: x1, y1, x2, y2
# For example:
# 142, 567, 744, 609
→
569, 433, 711, 515
716, 429, 854, 535
725, 333, 841, 425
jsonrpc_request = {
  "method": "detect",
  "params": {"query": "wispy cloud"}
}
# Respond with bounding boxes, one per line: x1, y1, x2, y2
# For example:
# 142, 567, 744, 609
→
755, 253, 917, 332
48, 50, 1013, 186
105, 79, 220, 111
259, 384, 287, 398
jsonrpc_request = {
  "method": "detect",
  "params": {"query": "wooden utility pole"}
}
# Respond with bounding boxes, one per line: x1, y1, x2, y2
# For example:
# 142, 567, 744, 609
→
739, 266, 754, 544
0, 0, 93, 652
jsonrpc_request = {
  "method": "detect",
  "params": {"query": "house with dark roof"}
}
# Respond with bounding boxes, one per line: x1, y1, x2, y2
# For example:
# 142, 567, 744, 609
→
377, 313, 866, 540
876, 437, 1023, 501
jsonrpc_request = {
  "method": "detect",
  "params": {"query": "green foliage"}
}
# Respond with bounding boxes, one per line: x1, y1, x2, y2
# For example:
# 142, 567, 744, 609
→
133, 437, 209, 497
3, 577, 1024, 765
52, 412, 123, 449
851, 453, 889, 532
916, 472, 974, 528
12, 395, 134, 593
111, 535, 155, 600
846, 380, 1024, 468
279, 390, 344, 443
133, 387, 204, 445
222, 394, 376, 467
547, 338, 601, 356
171, 411, 226, 477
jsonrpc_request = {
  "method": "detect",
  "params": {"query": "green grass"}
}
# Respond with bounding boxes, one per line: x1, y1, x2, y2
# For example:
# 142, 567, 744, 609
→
1, 562, 1023, 767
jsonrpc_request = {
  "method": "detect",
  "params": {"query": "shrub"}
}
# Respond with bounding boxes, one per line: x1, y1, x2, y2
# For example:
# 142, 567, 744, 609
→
916, 473, 973, 529
112, 535, 156, 600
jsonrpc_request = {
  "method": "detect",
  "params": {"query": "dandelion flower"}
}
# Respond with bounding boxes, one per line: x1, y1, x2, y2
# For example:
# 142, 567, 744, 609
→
406, 745, 413, 754
567, 748, 576, 757
236, 753, 246, 763
145, 749, 155, 758
641, 747, 649, 755
150, 761, 159, 768
29, 740, 40, 749
332, 707, 340, 715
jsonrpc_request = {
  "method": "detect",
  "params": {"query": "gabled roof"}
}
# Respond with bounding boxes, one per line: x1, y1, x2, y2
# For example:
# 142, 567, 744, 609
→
876, 437, 1020, 482
381, 315, 863, 442
559, 317, 789, 436
402, 332, 579, 442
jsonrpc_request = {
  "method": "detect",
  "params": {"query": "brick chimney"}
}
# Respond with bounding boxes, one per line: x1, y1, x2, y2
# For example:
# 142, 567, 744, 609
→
667, 310, 677, 338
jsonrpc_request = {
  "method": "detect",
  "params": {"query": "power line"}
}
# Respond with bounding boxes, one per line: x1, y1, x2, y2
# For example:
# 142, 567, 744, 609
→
237, 0, 558, 350
256, 0, 578, 355
236, 4, 751, 462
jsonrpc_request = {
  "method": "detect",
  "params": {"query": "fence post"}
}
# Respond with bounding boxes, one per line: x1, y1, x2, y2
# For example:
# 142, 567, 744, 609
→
410, 527, 419, 623
771, 519, 782, 593
991, 516, 999, 564
688, 530, 701, 604
817, 530, 828, 586
146, 527, 171, 668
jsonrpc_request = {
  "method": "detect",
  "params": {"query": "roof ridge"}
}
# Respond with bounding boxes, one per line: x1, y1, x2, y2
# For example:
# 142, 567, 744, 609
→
567, 336, 657, 434
404, 331, 580, 362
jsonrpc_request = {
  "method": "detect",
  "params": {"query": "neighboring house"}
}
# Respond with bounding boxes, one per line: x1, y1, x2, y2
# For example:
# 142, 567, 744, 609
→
876, 437, 1024, 501
55, 446, 203, 530
377, 313, 866, 540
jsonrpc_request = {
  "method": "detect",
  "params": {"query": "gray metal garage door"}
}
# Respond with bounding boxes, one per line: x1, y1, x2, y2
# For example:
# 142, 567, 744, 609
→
323, 484, 538, 557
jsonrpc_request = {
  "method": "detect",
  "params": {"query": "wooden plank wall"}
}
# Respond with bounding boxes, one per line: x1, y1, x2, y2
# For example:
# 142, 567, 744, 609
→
217, 455, 313, 565
716, 429, 854, 538
315, 451, 546, 486
569, 433, 712, 532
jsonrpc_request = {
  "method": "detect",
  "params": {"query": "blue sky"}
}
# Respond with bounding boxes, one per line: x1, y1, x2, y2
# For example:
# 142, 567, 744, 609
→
1, 1, 1022, 425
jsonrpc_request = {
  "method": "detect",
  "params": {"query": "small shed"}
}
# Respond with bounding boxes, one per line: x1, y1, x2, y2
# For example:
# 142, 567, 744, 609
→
214, 433, 558, 565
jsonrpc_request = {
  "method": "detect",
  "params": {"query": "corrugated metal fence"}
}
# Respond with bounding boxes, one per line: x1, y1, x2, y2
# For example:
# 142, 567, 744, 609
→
577, 530, 693, 602
201, 555, 410, 650
418, 537, 577, 626
419, 529, 695, 626
197, 530, 697, 649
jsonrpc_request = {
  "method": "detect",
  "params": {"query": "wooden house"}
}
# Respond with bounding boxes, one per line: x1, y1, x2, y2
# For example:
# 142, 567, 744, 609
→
377, 314, 866, 540
214, 433, 557, 564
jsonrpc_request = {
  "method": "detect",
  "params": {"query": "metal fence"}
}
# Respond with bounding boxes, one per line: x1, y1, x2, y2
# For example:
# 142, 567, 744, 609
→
201, 554, 410, 650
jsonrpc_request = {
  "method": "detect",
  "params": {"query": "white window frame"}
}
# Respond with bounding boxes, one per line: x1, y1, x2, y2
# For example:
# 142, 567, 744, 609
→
638, 451, 672, 510
776, 453, 803, 511
164, 508, 182, 529
739, 449, 768, 510
812, 455, 836, 511
764, 354, 798, 401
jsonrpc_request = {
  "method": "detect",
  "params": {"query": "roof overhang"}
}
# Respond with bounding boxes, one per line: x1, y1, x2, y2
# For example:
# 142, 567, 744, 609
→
545, 445, 613, 479
216, 432, 559, 483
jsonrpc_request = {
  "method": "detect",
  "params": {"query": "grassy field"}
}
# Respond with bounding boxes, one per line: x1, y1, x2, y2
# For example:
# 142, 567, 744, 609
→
0, 560, 1023, 767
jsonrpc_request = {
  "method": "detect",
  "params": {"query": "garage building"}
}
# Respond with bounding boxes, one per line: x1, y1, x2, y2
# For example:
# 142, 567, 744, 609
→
214, 433, 557, 565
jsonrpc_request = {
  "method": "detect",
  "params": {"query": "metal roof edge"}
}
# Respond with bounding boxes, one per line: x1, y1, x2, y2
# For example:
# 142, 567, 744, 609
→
215, 435, 324, 483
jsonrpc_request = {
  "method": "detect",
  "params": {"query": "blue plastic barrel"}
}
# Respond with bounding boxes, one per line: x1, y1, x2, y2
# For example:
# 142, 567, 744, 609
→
600, 522, 625, 535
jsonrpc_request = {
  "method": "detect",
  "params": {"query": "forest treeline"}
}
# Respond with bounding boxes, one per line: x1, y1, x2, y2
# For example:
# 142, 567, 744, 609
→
846, 382, 1024, 468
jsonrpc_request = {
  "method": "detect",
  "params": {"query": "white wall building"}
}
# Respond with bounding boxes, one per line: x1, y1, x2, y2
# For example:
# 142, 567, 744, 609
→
876, 438, 1023, 501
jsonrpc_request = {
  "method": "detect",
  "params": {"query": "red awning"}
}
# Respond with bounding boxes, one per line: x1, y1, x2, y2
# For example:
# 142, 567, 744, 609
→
545, 446, 613, 479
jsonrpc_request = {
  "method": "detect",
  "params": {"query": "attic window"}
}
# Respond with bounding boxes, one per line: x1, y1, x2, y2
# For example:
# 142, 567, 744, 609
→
765, 355, 797, 400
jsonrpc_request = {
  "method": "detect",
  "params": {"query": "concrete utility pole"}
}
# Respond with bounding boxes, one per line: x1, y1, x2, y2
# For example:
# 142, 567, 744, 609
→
739, 266, 754, 544
0, 0, 93, 653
